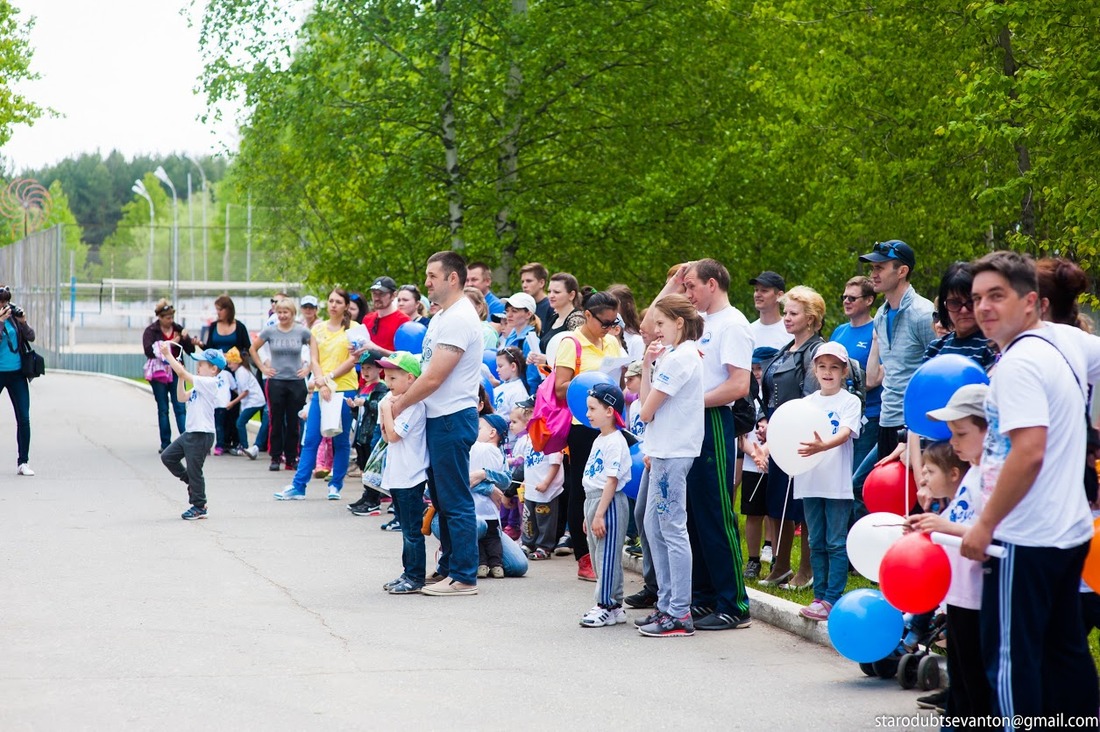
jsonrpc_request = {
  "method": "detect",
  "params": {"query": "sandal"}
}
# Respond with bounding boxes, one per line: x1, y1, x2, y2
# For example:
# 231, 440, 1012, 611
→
528, 548, 550, 561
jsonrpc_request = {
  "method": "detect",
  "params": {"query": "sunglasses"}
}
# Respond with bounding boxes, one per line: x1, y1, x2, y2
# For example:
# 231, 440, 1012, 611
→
872, 241, 902, 260
840, 295, 865, 304
589, 312, 617, 330
944, 297, 974, 313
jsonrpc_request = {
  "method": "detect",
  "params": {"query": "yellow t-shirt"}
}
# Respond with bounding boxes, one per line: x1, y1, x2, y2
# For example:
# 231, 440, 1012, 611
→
555, 330, 625, 424
312, 322, 357, 391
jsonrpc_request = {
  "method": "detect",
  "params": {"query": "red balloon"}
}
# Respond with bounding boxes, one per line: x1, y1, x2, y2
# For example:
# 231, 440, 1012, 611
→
879, 532, 951, 613
863, 461, 918, 516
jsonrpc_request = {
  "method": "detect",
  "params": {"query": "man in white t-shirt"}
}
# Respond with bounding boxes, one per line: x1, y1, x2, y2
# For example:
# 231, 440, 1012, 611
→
392, 251, 484, 596
748, 271, 790, 351
961, 251, 1100, 725
641, 258, 755, 629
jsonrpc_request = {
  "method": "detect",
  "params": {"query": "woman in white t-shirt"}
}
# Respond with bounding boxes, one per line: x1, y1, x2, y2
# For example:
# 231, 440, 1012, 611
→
635, 295, 705, 637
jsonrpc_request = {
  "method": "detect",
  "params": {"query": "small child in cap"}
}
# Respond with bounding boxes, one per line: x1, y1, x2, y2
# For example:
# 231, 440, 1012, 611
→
160, 347, 227, 520
470, 413, 512, 578
224, 347, 268, 459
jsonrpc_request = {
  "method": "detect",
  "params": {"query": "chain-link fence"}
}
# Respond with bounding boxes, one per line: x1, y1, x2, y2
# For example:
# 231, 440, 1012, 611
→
2, 224, 303, 379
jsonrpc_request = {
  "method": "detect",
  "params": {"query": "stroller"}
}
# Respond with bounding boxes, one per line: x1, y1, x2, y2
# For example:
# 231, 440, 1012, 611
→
859, 611, 947, 692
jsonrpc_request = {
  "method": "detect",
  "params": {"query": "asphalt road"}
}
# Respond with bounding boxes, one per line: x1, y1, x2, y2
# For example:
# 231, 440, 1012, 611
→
0, 373, 935, 731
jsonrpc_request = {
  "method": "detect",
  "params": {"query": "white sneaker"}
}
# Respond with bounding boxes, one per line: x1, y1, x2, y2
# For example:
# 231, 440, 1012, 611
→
580, 604, 628, 628
761, 544, 774, 564
246, 445, 259, 460
17, 463, 34, 476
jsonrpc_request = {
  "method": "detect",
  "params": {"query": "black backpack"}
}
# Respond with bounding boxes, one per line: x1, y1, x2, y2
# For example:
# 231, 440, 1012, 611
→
732, 376, 761, 437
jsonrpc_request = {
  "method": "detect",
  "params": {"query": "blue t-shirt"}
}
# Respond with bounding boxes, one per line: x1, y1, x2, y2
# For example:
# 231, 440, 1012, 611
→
0, 321, 20, 372
830, 320, 881, 419
484, 291, 506, 318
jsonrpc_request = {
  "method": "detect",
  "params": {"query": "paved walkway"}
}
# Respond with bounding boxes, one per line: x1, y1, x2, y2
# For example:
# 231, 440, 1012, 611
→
0, 373, 935, 731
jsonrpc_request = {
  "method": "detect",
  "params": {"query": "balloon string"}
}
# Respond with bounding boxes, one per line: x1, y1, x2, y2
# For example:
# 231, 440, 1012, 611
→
904, 455, 911, 519
775, 474, 792, 561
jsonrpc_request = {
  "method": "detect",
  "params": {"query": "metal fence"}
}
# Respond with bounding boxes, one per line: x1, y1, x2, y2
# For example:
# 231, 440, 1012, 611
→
2, 225, 303, 379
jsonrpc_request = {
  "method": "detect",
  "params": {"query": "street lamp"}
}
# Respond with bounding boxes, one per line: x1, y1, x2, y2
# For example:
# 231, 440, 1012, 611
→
184, 154, 208, 281
154, 166, 179, 308
131, 180, 154, 298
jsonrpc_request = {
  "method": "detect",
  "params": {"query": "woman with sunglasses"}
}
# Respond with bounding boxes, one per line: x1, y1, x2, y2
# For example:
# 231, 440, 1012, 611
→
552, 290, 626, 581
395, 284, 430, 326
0, 284, 37, 476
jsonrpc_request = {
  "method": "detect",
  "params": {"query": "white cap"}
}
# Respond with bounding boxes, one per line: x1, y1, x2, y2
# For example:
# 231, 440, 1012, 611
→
301, 295, 319, 307
813, 341, 850, 364
504, 292, 537, 312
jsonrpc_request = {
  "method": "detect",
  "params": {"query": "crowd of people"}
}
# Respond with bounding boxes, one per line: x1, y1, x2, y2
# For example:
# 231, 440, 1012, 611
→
116, 244, 1100, 727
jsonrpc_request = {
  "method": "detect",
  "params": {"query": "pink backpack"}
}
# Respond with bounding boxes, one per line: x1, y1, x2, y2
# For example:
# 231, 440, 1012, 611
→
528, 336, 582, 454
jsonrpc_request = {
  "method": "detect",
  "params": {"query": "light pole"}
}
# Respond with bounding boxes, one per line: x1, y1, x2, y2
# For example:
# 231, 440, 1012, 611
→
184, 154, 208, 281
132, 180, 154, 299
154, 166, 179, 308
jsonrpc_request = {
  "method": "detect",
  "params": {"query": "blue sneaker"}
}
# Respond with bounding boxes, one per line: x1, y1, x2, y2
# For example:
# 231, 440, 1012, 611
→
181, 505, 207, 520
327, 486, 341, 500
274, 485, 306, 501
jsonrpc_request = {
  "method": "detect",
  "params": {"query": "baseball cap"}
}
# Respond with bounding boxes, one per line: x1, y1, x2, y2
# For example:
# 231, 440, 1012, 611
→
813, 341, 850, 364
859, 240, 916, 269
588, 382, 627, 428
482, 414, 509, 444
377, 350, 422, 377
926, 383, 989, 423
358, 351, 383, 366
752, 346, 779, 364
748, 271, 785, 290
193, 348, 227, 370
301, 295, 319, 308
224, 347, 243, 365
503, 292, 537, 313
625, 360, 643, 378
370, 276, 397, 293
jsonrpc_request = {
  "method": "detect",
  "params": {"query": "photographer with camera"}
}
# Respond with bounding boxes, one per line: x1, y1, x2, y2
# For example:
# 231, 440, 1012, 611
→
0, 284, 36, 476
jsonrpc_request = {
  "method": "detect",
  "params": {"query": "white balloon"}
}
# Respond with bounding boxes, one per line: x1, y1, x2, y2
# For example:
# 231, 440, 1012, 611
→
846, 512, 906, 583
766, 398, 833, 476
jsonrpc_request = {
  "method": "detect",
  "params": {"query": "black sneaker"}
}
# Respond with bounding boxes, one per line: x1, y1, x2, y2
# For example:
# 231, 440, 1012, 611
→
744, 559, 762, 580
638, 613, 695, 637
624, 588, 658, 609
695, 612, 752, 631
268, 461, 281, 472
380, 518, 402, 531
349, 503, 382, 516
633, 610, 665, 628
689, 605, 715, 621
181, 505, 207, 521
916, 688, 947, 713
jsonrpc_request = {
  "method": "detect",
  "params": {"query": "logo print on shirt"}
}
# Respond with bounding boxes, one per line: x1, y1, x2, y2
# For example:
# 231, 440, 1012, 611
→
585, 450, 604, 479
700, 330, 712, 346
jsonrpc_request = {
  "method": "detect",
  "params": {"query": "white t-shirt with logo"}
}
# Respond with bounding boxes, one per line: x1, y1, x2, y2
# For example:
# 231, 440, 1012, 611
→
380, 394, 428, 489
515, 434, 564, 503
981, 324, 1100, 548
582, 430, 633, 496
751, 318, 791, 352
232, 366, 266, 409
469, 440, 507, 521
793, 389, 862, 500
493, 378, 528, 420
627, 399, 645, 442
643, 340, 704, 459
421, 297, 483, 418
944, 467, 984, 610
700, 306, 754, 401
186, 374, 221, 435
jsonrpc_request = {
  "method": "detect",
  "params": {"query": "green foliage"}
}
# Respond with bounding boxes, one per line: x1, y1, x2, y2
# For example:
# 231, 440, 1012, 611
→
197, 0, 1100, 312
0, 1, 44, 150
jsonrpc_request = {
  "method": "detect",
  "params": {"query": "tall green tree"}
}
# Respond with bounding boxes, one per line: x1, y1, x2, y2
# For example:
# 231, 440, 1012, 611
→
0, 1, 44, 152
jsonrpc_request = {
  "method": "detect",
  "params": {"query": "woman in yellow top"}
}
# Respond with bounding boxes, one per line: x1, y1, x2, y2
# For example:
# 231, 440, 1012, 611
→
553, 290, 625, 581
275, 288, 361, 501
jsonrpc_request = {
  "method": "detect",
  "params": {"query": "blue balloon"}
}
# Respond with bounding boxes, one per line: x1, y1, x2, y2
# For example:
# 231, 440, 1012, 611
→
827, 588, 905, 663
481, 374, 495, 409
566, 371, 614, 427
483, 349, 500, 380
903, 354, 990, 439
393, 321, 427, 354
621, 443, 646, 499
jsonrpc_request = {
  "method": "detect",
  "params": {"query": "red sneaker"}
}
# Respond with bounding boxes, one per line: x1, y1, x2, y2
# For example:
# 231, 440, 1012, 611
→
577, 554, 597, 582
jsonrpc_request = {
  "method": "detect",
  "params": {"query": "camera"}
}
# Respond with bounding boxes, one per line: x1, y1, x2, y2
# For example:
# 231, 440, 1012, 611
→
8, 304, 24, 318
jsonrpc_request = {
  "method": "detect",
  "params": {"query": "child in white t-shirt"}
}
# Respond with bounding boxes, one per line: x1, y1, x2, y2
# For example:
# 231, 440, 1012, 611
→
160, 346, 227, 520
908, 384, 991, 722
624, 361, 646, 441
512, 403, 564, 560
793, 342, 862, 621
470, 414, 511, 579
378, 352, 430, 595
579, 382, 634, 628
224, 347, 268, 459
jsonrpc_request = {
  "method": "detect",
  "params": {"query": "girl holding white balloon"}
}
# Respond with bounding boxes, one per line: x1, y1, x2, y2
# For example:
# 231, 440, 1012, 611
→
792, 342, 863, 621
758, 285, 825, 588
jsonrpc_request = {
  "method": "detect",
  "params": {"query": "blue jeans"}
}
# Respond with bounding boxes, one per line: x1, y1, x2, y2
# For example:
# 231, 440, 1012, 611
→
425, 408, 479, 585
236, 406, 268, 450
150, 374, 186, 450
802, 497, 853, 606
0, 369, 31, 464
292, 390, 354, 491
431, 515, 529, 577
391, 483, 427, 585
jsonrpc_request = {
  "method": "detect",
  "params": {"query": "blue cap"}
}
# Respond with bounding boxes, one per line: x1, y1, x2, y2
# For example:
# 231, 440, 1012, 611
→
193, 348, 227, 370
752, 346, 779, 364
482, 414, 509, 444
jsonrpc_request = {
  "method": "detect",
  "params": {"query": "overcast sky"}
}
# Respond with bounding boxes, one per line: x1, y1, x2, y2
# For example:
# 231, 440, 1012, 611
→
3, 0, 242, 172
